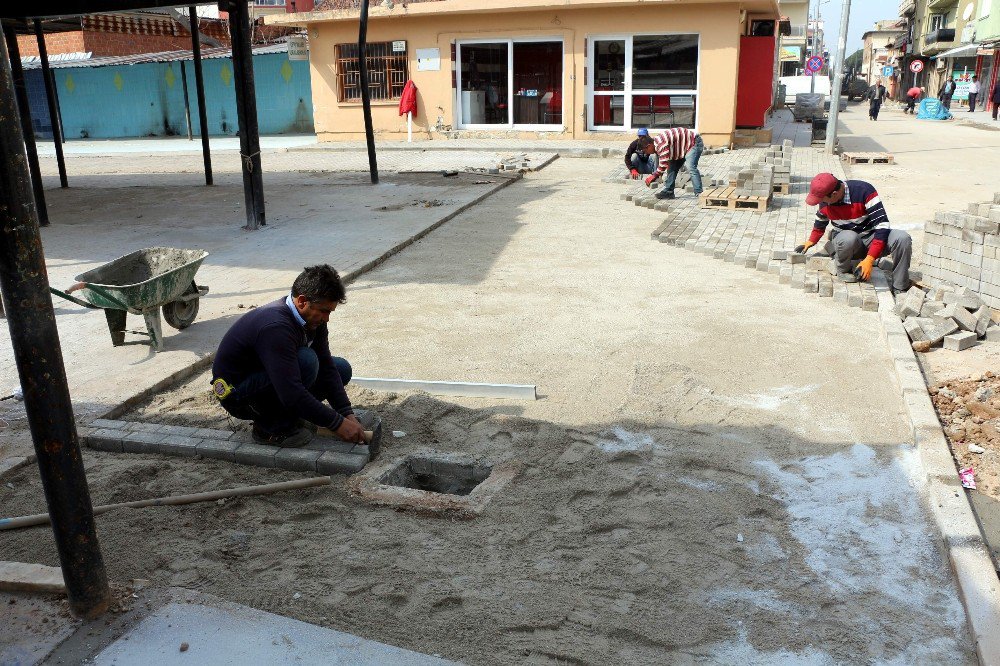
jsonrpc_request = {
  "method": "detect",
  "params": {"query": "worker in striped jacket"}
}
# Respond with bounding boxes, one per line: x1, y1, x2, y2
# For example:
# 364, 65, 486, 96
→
639, 127, 704, 199
796, 173, 912, 293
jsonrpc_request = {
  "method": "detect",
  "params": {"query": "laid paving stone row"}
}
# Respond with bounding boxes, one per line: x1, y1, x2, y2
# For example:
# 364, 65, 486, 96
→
82, 418, 369, 475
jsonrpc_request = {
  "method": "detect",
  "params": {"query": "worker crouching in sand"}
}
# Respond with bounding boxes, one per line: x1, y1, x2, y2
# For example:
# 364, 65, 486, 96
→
210, 264, 367, 448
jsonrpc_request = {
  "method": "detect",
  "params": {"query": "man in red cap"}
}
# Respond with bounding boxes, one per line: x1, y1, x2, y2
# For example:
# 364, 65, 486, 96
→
796, 173, 912, 293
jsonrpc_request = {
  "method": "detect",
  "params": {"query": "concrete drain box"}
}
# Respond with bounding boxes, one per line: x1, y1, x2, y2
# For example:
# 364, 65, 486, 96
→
347, 453, 520, 519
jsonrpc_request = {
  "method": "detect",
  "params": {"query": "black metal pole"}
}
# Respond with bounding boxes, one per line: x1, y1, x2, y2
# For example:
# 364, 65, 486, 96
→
0, 35, 111, 620
225, 0, 265, 228
358, 0, 378, 184
34, 20, 68, 188
179, 62, 193, 140
189, 7, 213, 184
4, 25, 49, 226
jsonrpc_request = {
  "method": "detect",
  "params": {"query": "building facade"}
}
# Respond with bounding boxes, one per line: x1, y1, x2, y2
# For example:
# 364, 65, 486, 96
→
778, 0, 809, 76
266, 0, 782, 146
861, 21, 906, 97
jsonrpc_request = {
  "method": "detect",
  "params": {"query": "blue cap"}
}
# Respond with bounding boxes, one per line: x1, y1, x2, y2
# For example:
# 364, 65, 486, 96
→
637, 128, 649, 136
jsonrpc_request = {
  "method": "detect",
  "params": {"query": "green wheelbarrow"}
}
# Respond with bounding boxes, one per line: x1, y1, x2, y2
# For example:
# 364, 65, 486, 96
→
50, 247, 210, 352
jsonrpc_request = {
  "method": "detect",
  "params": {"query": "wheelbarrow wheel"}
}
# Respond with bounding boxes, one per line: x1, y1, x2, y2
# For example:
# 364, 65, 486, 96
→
162, 297, 199, 329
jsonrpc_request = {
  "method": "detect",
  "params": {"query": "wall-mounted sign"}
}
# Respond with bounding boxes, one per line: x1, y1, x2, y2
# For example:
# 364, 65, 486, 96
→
288, 35, 309, 61
392, 40, 406, 53
909, 60, 924, 73
779, 45, 802, 62
416, 48, 440, 71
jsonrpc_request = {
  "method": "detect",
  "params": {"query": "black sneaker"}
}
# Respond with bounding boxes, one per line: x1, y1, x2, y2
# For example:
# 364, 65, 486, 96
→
252, 424, 313, 448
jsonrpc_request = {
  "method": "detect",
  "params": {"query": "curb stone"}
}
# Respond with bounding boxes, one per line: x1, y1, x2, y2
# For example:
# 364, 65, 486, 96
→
872, 270, 1000, 664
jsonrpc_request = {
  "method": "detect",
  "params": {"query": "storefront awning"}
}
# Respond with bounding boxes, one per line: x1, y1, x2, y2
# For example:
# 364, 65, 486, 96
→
932, 43, 980, 59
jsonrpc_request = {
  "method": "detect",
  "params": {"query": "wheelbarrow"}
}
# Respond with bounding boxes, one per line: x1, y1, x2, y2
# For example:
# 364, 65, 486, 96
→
49, 247, 209, 351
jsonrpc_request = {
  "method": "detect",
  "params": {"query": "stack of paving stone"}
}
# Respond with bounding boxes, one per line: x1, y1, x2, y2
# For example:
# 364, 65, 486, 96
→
774, 250, 879, 311
762, 142, 793, 192
920, 192, 1000, 309
729, 164, 774, 197
727, 141, 792, 195
895, 282, 998, 351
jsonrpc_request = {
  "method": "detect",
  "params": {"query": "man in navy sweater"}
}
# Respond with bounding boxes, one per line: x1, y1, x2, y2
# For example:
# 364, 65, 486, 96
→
211, 264, 367, 447
795, 173, 912, 294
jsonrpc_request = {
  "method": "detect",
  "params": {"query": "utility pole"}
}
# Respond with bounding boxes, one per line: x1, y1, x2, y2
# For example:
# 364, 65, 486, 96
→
810, 0, 816, 93
826, 0, 852, 154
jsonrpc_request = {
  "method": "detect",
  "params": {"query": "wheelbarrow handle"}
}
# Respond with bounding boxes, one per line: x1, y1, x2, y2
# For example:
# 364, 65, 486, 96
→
49, 287, 100, 309
49, 284, 134, 313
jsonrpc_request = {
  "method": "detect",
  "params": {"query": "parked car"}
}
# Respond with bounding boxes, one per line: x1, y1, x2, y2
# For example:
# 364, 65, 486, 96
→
841, 77, 869, 101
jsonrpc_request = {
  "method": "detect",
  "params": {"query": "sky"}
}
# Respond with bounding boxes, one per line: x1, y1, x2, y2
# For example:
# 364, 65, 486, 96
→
813, 0, 902, 62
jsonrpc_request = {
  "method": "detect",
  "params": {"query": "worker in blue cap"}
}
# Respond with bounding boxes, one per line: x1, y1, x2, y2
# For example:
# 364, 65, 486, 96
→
625, 128, 656, 179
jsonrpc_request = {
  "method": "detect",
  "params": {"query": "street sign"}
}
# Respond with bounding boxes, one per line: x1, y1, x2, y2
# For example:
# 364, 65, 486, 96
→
882, 65, 894, 77
910, 60, 924, 73
806, 56, 824, 73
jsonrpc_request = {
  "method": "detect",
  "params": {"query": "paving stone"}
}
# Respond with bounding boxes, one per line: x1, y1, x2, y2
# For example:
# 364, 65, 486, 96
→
234, 443, 279, 467
779, 264, 793, 284
818, 276, 834, 297
944, 331, 979, 351
833, 282, 849, 303
771, 249, 788, 261
195, 439, 240, 461
986, 327, 1000, 342
768, 260, 782, 275
847, 284, 863, 308
919, 300, 945, 318
193, 427, 232, 440
788, 252, 806, 264
273, 448, 323, 472
803, 273, 820, 293
122, 431, 168, 453
156, 435, 203, 457
126, 421, 165, 433
900, 286, 926, 319
157, 424, 203, 438
85, 428, 125, 452
974, 306, 992, 337
937, 304, 979, 332
316, 451, 369, 476
903, 319, 927, 342
90, 418, 128, 430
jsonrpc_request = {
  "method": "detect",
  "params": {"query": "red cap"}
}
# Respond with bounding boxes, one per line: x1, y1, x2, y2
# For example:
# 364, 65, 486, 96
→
806, 173, 840, 206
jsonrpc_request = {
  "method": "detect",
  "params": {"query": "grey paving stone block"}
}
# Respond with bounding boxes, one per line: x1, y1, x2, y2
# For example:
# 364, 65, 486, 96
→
862, 292, 879, 311
768, 260, 782, 275
944, 331, 978, 351
91, 418, 128, 430
779, 265, 793, 284
986, 327, 1000, 342
833, 282, 849, 303
937, 304, 978, 332
126, 421, 165, 433
195, 439, 240, 461
234, 443, 278, 467
788, 252, 806, 264
273, 448, 322, 472
818, 276, 834, 297
975, 306, 992, 337
316, 451, 368, 476
157, 424, 202, 438
122, 431, 168, 453
903, 319, 927, 342
848, 286, 863, 309
85, 429, 125, 452
192, 428, 232, 440
771, 249, 788, 261
803, 274, 820, 293
900, 286, 926, 319
919, 300, 945, 318
156, 436, 203, 457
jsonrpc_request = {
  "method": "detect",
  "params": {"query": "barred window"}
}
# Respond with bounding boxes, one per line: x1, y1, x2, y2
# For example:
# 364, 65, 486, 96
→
335, 41, 408, 102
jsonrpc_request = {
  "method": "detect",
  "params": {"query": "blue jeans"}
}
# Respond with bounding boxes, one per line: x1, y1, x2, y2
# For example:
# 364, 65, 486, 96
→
660, 135, 703, 196
629, 153, 657, 175
222, 347, 352, 432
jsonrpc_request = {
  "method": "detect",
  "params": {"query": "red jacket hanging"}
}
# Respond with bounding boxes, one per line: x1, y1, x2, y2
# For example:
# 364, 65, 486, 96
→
398, 80, 417, 117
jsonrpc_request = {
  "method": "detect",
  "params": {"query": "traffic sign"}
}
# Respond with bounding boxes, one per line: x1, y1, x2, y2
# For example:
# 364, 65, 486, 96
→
882, 65, 894, 77
806, 56, 824, 73
910, 60, 924, 73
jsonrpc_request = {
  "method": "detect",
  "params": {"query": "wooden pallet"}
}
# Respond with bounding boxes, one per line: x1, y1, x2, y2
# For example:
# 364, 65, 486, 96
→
772, 182, 791, 195
699, 186, 770, 212
841, 152, 894, 164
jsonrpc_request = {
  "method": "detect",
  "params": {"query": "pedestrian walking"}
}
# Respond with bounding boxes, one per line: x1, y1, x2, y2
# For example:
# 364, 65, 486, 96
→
867, 80, 887, 121
968, 76, 981, 112
904, 86, 922, 114
939, 78, 956, 109
991, 78, 1000, 121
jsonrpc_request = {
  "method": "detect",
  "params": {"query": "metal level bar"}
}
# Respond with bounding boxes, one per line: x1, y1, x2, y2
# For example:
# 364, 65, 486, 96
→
34, 19, 68, 188
358, 0, 379, 184
352, 377, 537, 400
224, 0, 265, 228
189, 7, 212, 184
0, 34, 111, 620
3, 25, 49, 226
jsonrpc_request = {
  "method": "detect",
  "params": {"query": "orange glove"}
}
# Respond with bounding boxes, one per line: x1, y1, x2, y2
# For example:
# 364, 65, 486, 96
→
644, 174, 656, 187
630, 169, 640, 179
795, 240, 815, 254
856, 255, 875, 281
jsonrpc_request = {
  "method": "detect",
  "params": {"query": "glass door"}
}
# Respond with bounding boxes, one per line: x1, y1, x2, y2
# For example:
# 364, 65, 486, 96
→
513, 41, 563, 126
591, 39, 627, 129
458, 42, 509, 127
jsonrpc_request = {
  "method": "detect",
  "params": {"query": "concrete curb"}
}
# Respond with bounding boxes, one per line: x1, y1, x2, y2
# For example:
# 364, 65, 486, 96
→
286, 143, 624, 159
872, 270, 1000, 665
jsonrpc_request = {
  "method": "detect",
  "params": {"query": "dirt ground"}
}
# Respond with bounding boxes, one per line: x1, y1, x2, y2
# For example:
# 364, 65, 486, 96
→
931, 372, 1000, 498
0, 155, 974, 663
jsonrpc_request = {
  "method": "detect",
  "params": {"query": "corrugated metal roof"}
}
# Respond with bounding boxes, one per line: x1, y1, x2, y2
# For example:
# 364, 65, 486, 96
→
21, 41, 289, 70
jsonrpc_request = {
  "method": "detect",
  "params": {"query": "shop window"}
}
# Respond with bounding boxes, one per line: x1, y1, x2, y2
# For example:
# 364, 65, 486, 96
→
631, 35, 699, 91
335, 42, 408, 102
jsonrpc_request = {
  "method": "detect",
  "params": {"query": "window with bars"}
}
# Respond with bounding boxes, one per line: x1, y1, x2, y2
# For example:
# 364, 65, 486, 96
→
335, 41, 408, 102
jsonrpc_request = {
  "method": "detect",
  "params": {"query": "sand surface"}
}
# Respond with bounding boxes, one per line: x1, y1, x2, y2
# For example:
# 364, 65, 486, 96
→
0, 157, 974, 662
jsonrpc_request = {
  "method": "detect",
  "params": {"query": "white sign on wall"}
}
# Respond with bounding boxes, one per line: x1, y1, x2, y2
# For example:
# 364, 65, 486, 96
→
288, 35, 309, 61
392, 40, 407, 53
416, 48, 440, 71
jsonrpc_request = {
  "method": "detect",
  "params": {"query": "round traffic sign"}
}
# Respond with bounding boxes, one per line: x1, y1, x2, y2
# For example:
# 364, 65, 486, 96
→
910, 60, 924, 73
806, 56, 824, 73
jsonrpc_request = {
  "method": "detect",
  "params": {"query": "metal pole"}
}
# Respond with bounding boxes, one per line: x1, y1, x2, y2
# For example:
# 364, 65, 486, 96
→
180, 62, 193, 140
358, 0, 379, 184
826, 0, 852, 154
4, 25, 49, 227
34, 20, 68, 188
189, 7, 213, 185
810, 0, 816, 93
225, 0, 265, 228
0, 34, 111, 620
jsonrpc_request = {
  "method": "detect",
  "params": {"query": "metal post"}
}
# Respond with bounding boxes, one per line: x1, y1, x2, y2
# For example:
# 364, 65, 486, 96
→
4, 25, 49, 226
190, 7, 213, 185
34, 20, 68, 188
358, 0, 379, 184
809, 0, 816, 93
0, 35, 111, 620
225, 0, 265, 228
826, 0, 852, 154
180, 62, 193, 140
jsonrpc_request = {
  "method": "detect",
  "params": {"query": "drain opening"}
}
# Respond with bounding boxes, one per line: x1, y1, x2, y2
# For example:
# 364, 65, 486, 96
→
381, 457, 492, 496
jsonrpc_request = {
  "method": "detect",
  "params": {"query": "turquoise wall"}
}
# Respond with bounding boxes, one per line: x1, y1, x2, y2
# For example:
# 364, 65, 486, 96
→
38, 53, 313, 139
